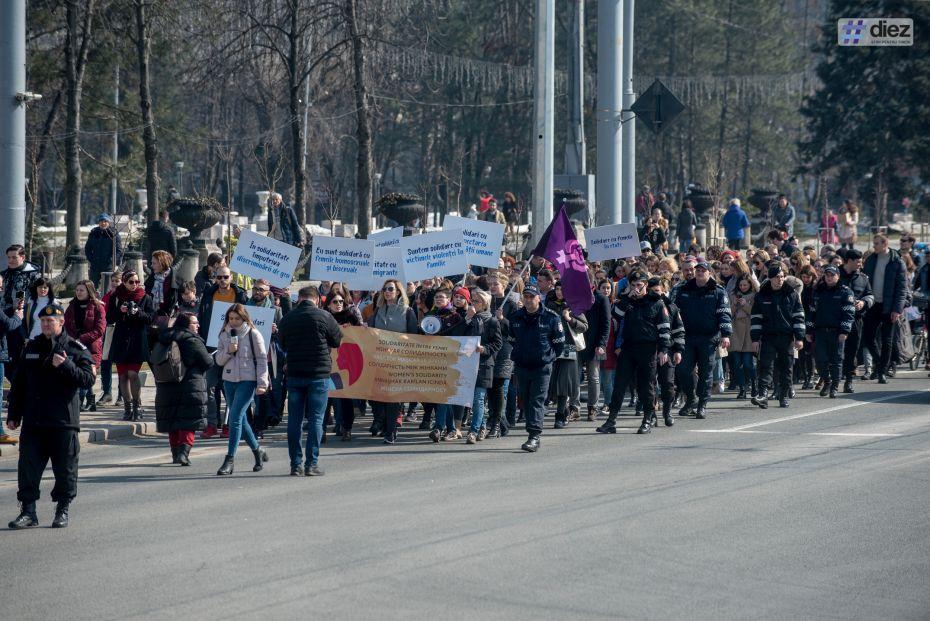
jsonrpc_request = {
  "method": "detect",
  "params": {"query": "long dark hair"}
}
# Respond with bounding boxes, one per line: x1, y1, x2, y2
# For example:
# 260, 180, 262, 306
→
29, 277, 55, 301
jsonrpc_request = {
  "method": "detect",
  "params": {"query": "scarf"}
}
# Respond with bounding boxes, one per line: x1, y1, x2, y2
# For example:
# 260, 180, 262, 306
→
115, 284, 147, 303
151, 270, 168, 310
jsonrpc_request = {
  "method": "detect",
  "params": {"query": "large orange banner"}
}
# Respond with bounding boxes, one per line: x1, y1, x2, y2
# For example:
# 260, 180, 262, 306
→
329, 326, 481, 406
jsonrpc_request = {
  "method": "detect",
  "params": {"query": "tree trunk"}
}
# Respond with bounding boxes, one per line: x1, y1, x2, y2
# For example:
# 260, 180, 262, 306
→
65, 0, 94, 253
288, 0, 307, 224
135, 0, 160, 224
714, 0, 735, 193
347, 0, 373, 237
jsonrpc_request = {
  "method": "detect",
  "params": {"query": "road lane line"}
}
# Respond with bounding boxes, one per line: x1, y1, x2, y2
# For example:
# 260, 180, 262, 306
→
690, 430, 901, 437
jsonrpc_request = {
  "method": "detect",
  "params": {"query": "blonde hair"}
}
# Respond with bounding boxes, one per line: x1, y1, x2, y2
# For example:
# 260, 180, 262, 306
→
376, 279, 409, 309
471, 290, 491, 309
151, 250, 174, 271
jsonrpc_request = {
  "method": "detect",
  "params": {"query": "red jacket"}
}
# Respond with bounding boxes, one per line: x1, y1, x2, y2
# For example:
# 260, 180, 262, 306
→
65, 300, 107, 366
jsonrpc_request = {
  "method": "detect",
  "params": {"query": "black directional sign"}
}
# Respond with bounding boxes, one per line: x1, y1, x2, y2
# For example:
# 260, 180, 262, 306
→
630, 79, 685, 135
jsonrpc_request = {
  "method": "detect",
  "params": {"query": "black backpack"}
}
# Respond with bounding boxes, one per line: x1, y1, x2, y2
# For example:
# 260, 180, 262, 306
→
150, 339, 186, 383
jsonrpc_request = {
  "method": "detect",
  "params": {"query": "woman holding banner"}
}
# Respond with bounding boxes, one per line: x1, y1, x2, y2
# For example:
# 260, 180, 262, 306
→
366, 279, 418, 444
325, 292, 361, 442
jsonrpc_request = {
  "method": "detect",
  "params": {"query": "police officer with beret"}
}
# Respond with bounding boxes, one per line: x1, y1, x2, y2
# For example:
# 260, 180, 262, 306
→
806, 266, 856, 398
7, 303, 96, 529
506, 285, 564, 453
839, 249, 874, 393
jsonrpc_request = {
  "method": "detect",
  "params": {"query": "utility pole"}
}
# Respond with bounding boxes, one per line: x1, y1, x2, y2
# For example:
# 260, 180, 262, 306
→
0, 0, 27, 252
111, 64, 119, 216
621, 0, 636, 224
530, 0, 555, 247
596, 0, 622, 225
564, 0, 585, 176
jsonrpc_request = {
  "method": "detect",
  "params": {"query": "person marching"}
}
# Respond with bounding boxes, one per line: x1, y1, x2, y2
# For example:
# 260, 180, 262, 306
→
651, 277, 683, 428
7, 304, 96, 529
839, 249, 873, 393
598, 271, 671, 435
807, 266, 856, 398
506, 285, 564, 453
674, 261, 732, 420
751, 265, 806, 409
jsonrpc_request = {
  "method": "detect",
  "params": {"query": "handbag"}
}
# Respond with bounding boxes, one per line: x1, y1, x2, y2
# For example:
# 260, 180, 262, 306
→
101, 325, 115, 360
567, 321, 586, 350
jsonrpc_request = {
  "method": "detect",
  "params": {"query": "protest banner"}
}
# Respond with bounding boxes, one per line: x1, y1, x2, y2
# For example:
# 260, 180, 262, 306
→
367, 247, 405, 289
368, 226, 404, 248
228, 229, 301, 288
307, 236, 375, 290
583, 223, 642, 262
329, 326, 480, 407
442, 215, 505, 269
206, 301, 276, 348
398, 228, 467, 282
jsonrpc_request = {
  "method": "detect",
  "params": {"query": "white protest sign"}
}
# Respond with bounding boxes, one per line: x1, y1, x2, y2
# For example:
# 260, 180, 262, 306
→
442, 215, 505, 269
584, 223, 642, 262
368, 226, 404, 248
206, 302, 276, 349
307, 235, 374, 290
229, 229, 301, 288
369, 247, 406, 289
399, 228, 467, 282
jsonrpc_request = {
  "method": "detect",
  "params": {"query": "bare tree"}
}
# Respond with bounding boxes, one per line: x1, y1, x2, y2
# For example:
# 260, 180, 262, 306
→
64, 0, 95, 252
346, 0, 373, 237
134, 0, 160, 223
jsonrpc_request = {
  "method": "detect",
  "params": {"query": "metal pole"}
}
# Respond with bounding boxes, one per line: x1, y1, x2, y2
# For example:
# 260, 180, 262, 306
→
621, 0, 636, 224
110, 64, 119, 216
0, 0, 27, 252
564, 0, 585, 176
596, 0, 622, 225
530, 0, 555, 249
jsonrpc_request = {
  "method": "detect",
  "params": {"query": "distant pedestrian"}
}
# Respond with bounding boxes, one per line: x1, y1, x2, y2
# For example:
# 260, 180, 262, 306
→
64, 280, 106, 412
106, 270, 155, 421
721, 198, 750, 250
676, 200, 697, 254
146, 210, 178, 260
84, 214, 123, 291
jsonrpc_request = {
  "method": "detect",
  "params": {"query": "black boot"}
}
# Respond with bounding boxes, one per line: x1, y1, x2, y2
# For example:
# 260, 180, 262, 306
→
736, 388, 746, 400
662, 401, 674, 427
8, 502, 38, 529
178, 444, 191, 466
252, 447, 269, 472
751, 393, 768, 409
829, 383, 838, 399
637, 414, 652, 434
678, 398, 695, 417
843, 378, 855, 393
51, 502, 70, 528
521, 436, 540, 452
170, 446, 180, 464
216, 455, 234, 476
131, 401, 143, 421
122, 400, 132, 422
695, 402, 707, 420
819, 382, 830, 397
86, 393, 96, 412
596, 411, 618, 433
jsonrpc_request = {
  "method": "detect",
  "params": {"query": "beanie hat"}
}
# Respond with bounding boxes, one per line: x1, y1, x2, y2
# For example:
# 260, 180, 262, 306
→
453, 287, 471, 303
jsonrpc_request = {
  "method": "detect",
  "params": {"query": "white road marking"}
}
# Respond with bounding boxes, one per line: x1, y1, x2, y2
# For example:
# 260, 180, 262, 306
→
691, 430, 901, 437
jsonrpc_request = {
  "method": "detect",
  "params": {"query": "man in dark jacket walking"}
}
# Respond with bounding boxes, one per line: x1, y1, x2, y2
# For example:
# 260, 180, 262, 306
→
7, 304, 96, 529
146, 210, 178, 260
579, 286, 611, 420
676, 200, 697, 253
862, 234, 908, 383
806, 266, 856, 398
268, 192, 304, 249
751, 265, 806, 409
84, 214, 123, 290
506, 285, 564, 453
277, 286, 342, 476
839, 249, 874, 392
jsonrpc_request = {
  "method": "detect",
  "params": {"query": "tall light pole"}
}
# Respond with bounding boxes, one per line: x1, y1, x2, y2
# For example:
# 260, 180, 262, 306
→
621, 0, 636, 224
530, 0, 555, 248
0, 0, 27, 252
596, 0, 623, 225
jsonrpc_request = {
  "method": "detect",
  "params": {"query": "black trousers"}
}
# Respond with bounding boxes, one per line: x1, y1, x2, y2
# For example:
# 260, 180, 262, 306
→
486, 376, 510, 435
657, 361, 676, 411
17, 427, 79, 504
843, 317, 864, 379
814, 329, 846, 385
677, 337, 716, 405
374, 401, 402, 440
862, 303, 896, 374
757, 335, 794, 399
610, 342, 659, 415
514, 365, 552, 438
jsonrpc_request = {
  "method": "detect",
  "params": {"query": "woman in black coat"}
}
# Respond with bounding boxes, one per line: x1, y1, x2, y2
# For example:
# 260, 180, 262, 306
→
465, 290, 502, 444
106, 269, 155, 421
154, 313, 214, 465
546, 283, 589, 428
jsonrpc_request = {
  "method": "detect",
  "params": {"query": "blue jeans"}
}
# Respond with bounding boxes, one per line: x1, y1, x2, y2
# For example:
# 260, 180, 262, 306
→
599, 365, 615, 406
678, 238, 691, 254
432, 404, 454, 432
100, 359, 113, 396
287, 377, 329, 468
223, 381, 259, 456
469, 387, 487, 434
731, 352, 756, 388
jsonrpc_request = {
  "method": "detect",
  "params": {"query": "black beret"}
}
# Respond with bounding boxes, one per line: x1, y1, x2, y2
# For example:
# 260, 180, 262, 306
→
40, 304, 65, 317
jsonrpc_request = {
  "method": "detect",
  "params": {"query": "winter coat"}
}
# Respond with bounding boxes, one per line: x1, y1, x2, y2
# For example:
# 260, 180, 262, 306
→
807, 282, 856, 335
196, 283, 248, 342
840, 269, 874, 318
64, 299, 107, 366
215, 326, 270, 390
661, 295, 686, 354
269, 203, 304, 247
491, 294, 517, 379
194, 268, 213, 298
750, 281, 805, 342
864, 248, 908, 315
728, 291, 756, 352
677, 208, 697, 242
146, 220, 178, 259
579, 289, 611, 363
474, 310, 503, 389
84, 226, 123, 271
106, 286, 155, 364
144, 268, 183, 319
674, 277, 733, 339
277, 301, 343, 379
1, 261, 41, 312
481, 208, 506, 225
0, 310, 23, 364
721, 204, 751, 240
154, 328, 213, 433
772, 203, 796, 235
366, 303, 418, 334
505, 305, 565, 369
546, 297, 589, 360
610, 292, 671, 352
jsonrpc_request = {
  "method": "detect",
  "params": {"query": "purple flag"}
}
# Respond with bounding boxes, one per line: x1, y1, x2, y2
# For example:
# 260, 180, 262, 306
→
531, 206, 594, 314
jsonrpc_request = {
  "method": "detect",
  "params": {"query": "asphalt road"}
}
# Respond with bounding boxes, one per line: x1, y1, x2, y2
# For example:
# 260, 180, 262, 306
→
2, 372, 929, 620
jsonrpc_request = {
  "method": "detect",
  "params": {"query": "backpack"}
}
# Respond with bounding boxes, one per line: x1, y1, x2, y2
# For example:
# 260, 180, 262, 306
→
150, 339, 186, 383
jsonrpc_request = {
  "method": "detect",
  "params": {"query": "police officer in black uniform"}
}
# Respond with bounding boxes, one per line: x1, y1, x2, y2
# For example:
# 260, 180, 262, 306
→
839, 249, 874, 393
7, 304, 96, 529
507, 285, 564, 453
674, 261, 732, 419
652, 277, 684, 427
807, 266, 856, 398
751, 265, 806, 409
597, 271, 671, 434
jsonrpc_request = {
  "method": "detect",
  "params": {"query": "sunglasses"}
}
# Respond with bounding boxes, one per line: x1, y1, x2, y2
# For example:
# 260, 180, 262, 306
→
253, 287, 270, 292
382, 286, 396, 292
126, 279, 140, 284
216, 275, 231, 280
329, 299, 345, 305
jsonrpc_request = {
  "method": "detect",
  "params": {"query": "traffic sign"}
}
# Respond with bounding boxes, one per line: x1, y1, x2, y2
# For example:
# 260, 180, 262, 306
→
630, 80, 685, 134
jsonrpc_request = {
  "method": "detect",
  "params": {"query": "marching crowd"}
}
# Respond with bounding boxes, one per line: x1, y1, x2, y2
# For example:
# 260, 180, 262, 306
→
2, 196, 928, 529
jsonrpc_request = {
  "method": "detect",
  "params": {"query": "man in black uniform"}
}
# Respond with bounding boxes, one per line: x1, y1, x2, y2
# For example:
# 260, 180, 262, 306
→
651, 277, 684, 427
839, 249, 874, 393
7, 304, 96, 529
598, 271, 671, 434
507, 286, 565, 453
751, 265, 806, 409
807, 266, 856, 398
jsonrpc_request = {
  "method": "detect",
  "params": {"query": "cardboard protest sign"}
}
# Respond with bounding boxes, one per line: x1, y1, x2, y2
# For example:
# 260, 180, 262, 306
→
368, 226, 404, 248
583, 223, 642, 262
229, 229, 301, 288
206, 302, 276, 349
442, 215, 505, 269
367, 247, 405, 289
329, 326, 480, 407
398, 228, 467, 282
307, 236, 375, 290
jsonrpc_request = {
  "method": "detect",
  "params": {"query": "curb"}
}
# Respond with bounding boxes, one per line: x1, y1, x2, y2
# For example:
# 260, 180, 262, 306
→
0, 417, 159, 459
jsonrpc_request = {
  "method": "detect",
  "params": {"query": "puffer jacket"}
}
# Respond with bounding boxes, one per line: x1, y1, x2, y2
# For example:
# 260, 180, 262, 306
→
864, 248, 908, 315
474, 310, 502, 389
64, 299, 107, 366
214, 325, 270, 390
750, 281, 805, 342
154, 328, 214, 433
674, 277, 733, 339
491, 294, 517, 378
807, 282, 856, 335
728, 291, 756, 352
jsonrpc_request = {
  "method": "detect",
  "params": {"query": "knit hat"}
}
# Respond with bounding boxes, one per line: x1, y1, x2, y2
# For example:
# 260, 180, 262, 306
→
453, 287, 471, 303
97, 213, 113, 223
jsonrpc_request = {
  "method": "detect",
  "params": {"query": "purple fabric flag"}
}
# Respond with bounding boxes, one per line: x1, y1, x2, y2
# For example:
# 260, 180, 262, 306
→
531, 206, 594, 314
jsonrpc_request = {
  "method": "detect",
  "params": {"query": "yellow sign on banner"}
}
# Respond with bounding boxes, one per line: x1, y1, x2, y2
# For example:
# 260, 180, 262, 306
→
329, 326, 480, 407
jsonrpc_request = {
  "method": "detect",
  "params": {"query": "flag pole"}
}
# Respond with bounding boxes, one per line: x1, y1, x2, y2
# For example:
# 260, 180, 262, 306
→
504, 255, 533, 303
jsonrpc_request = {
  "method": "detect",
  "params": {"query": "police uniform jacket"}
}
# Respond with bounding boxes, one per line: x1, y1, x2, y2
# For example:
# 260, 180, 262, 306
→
506, 306, 565, 369
660, 295, 686, 354
674, 277, 733, 339
750, 281, 806, 343
7, 332, 96, 430
610, 292, 671, 353
839, 269, 874, 318
807, 282, 856, 335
